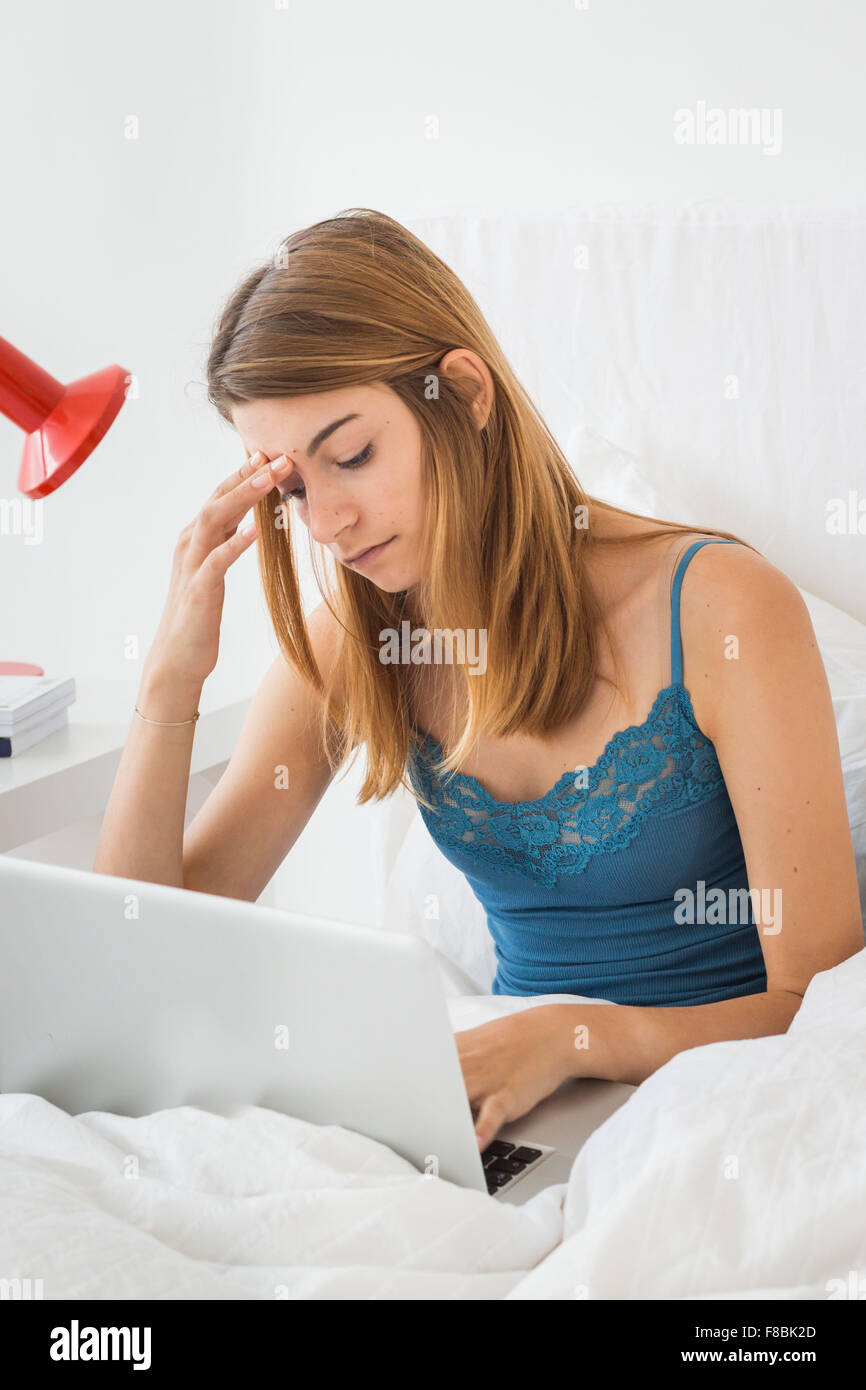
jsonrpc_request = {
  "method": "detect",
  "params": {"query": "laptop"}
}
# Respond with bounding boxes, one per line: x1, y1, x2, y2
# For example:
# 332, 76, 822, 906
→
0, 855, 635, 1202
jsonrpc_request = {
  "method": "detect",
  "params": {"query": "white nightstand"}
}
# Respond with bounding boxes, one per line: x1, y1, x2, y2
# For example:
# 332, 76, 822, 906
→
0, 678, 278, 904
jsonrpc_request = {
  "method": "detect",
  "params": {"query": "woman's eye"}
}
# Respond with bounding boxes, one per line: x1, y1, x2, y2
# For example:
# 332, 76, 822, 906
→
281, 442, 374, 501
339, 442, 374, 470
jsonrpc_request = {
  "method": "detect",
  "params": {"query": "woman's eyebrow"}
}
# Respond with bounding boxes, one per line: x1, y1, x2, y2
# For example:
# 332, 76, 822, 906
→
306, 413, 362, 457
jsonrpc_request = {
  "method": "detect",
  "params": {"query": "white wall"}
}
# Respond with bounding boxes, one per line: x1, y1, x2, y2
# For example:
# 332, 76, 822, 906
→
1, 0, 864, 919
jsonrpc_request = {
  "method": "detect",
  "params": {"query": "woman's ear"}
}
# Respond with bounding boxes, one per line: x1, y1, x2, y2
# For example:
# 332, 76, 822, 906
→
437, 348, 494, 431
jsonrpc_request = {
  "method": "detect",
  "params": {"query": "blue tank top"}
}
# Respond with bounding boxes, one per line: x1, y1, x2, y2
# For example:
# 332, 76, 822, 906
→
407, 538, 768, 1006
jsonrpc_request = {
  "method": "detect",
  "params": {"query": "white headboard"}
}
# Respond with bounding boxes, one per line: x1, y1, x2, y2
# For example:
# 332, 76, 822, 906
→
406, 203, 866, 625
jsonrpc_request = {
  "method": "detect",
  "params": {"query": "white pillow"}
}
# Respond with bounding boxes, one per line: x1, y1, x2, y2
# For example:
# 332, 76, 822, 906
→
564, 422, 666, 516
797, 587, 866, 921
383, 811, 497, 995
382, 430, 866, 988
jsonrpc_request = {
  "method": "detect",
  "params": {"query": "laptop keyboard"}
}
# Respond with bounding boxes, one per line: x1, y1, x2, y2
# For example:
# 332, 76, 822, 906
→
481, 1138, 552, 1195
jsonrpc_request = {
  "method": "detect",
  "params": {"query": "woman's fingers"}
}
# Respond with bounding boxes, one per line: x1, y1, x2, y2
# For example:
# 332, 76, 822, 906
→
208, 448, 264, 502
198, 511, 260, 583
228, 454, 293, 513
187, 453, 291, 565
473, 1092, 510, 1153
208, 448, 292, 503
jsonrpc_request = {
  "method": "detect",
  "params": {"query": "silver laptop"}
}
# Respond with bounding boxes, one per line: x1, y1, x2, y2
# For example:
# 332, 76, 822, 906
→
0, 855, 635, 1203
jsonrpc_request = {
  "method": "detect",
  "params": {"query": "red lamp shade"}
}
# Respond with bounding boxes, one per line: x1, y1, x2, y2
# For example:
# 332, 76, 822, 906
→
0, 335, 131, 498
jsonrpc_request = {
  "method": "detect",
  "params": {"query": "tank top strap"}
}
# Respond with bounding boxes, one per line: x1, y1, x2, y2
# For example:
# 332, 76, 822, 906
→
669, 537, 738, 687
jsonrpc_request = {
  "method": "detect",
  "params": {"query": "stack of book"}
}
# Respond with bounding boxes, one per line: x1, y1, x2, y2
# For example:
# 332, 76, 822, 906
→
0, 674, 77, 757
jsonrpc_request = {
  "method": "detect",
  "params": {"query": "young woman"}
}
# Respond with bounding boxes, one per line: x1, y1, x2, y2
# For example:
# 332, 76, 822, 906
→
94, 209, 863, 1153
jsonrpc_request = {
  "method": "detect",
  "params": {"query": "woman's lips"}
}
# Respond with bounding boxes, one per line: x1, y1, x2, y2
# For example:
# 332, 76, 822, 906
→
349, 536, 396, 569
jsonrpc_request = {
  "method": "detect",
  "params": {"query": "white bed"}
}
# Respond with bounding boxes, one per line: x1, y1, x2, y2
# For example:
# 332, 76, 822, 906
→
1, 947, 864, 1301
2, 205, 865, 1300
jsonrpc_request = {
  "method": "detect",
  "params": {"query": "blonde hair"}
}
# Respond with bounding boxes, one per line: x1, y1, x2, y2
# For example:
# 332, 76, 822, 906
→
206, 208, 759, 808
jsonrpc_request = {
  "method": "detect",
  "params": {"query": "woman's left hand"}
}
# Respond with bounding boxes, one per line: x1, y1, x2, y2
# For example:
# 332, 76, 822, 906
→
454, 1005, 572, 1152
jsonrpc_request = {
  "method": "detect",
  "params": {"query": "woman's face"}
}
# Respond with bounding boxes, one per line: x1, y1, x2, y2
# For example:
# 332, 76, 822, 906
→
232, 381, 426, 593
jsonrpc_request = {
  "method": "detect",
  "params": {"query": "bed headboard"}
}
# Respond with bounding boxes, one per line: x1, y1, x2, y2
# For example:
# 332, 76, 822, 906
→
406, 203, 866, 625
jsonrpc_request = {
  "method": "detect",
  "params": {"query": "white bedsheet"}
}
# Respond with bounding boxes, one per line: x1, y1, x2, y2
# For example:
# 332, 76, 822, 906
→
1, 951, 864, 1301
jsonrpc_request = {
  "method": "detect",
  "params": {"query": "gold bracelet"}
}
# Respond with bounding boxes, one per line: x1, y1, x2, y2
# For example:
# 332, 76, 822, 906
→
134, 704, 201, 727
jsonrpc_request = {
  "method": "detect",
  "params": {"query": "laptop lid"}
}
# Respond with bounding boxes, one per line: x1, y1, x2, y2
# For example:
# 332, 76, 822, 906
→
0, 855, 487, 1193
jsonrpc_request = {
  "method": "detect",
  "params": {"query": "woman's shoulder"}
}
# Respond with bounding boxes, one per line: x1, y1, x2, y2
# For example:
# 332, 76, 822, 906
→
671, 531, 806, 740
583, 505, 703, 611
586, 504, 767, 593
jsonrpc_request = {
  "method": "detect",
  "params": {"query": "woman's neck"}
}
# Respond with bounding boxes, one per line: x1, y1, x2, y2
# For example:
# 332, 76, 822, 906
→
398, 588, 424, 626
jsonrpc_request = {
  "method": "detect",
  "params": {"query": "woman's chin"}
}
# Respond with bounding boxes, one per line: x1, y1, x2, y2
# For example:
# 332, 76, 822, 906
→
373, 574, 413, 594
365, 558, 423, 594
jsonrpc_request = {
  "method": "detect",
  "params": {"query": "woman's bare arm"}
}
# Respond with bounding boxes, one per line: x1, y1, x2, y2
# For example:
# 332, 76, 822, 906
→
181, 605, 342, 901
94, 602, 343, 900
92, 662, 208, 888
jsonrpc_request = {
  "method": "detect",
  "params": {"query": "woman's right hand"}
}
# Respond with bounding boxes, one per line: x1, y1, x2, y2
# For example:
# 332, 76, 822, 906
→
146, 449, 294, 688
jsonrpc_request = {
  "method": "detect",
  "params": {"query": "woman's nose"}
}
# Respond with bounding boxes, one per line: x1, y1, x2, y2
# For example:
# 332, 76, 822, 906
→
305, 491, 358, 546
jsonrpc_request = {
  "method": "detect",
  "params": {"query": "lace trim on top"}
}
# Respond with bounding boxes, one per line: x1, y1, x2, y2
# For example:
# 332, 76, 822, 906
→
408, 683, 727, 887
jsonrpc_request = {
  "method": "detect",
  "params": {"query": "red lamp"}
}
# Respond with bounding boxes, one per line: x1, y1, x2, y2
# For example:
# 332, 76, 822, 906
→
0, 335, 131, 498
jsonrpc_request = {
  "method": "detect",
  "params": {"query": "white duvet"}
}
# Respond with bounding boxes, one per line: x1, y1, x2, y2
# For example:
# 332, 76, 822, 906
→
1, 949, 864, 1301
